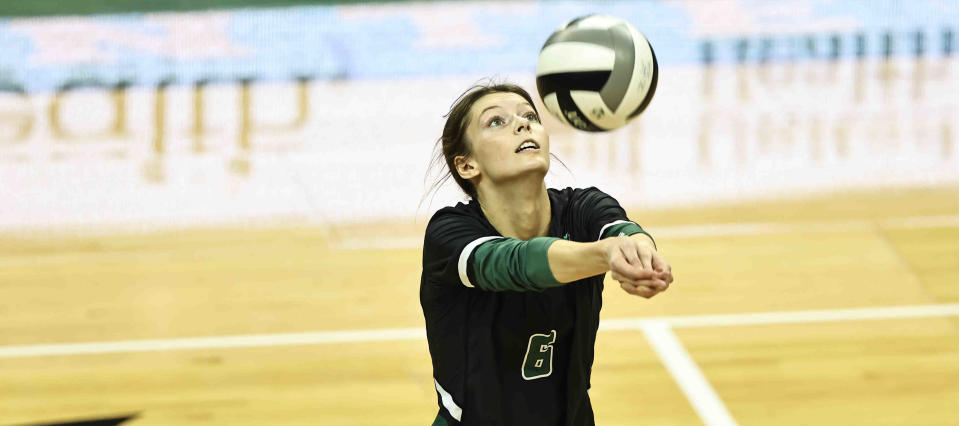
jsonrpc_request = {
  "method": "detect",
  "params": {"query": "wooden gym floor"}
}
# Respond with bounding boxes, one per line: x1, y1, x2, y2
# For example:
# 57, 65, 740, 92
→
1, 186, 958, 425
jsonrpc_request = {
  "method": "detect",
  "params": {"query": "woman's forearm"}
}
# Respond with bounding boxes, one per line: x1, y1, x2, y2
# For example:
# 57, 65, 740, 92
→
547, 239, 611, 283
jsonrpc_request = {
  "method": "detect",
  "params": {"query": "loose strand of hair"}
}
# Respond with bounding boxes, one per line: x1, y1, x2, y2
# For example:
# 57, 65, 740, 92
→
418, 139, 452, 213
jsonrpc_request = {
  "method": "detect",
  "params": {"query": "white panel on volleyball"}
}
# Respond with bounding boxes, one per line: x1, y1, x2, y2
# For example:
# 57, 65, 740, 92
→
615, 24, 656, 117
570, 91, 623, 130
542, 92, 572, 127
537, 42, 615, 75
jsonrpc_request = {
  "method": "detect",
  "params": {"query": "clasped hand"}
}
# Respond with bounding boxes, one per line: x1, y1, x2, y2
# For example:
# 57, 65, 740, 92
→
604, 236, 673, 298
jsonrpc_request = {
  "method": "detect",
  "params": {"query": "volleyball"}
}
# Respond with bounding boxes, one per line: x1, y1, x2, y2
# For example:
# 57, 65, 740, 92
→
535, 15, 659, 132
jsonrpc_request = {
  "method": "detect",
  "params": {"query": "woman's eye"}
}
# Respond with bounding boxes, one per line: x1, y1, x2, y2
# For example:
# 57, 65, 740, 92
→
488, 117, 504, 127
524, 112, 539, 122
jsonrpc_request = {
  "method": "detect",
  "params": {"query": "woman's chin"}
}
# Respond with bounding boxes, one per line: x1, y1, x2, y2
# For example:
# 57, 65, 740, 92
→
514, 160, 550, 180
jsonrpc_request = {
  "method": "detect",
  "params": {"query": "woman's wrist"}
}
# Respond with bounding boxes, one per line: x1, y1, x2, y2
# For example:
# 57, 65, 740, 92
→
630, 232, 656, 250
597, 237, 616, 268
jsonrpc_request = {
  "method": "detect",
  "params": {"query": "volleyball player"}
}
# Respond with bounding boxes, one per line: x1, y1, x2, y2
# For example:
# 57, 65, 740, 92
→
421, 83, 673, 426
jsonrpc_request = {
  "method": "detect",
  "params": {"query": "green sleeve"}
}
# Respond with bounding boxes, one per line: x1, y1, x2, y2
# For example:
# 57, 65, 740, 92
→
471, 237, 562, 292
602, 221, 656, 249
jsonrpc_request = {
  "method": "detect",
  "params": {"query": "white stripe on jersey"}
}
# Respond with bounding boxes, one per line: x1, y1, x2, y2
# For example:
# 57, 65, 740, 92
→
434, 378, 463, 421
597, 219, 635, 241
457, 236, 502, 288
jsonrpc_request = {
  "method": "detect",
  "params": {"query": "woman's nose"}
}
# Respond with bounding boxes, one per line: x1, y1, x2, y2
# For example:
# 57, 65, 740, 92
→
515, 116, 531, 133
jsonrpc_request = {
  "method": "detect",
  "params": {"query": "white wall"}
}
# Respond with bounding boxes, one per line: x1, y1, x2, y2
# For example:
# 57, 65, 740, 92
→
2, 56, 957, 233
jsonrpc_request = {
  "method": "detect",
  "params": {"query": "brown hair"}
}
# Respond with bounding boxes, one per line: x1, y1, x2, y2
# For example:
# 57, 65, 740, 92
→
427, 82, 539, 201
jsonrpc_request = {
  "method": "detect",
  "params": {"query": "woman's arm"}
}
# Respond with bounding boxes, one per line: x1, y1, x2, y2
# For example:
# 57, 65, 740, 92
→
546, 239, 610, 283
548, 237, 671, 298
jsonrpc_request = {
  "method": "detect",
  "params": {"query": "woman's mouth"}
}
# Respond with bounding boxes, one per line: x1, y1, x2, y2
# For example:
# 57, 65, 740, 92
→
515, 139, 540, 153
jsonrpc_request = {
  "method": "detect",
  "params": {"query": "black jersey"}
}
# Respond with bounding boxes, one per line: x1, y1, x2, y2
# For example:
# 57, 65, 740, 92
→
420, 187, 651, 426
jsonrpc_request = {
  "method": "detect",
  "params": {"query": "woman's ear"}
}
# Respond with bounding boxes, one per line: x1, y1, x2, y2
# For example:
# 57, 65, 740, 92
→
454, 155, 479, 180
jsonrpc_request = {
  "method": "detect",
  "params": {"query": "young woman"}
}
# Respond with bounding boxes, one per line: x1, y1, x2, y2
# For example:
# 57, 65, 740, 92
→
421, 83, 673, 426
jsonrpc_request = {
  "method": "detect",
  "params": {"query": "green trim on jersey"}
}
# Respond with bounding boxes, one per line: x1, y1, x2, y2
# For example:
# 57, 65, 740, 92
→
431, 413, 449, 426
473, 237, 562, 292
602, 222, 656, 249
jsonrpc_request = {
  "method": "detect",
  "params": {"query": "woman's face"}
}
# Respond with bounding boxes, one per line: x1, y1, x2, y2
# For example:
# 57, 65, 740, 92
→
457, 92, 551, 186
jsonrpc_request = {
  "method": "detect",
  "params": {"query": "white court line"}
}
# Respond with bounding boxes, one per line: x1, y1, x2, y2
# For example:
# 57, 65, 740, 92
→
2, 304, 958, 359
601, 303, 959, 330
0, 328, 425, 358
642, 321, 737, 426
332, 214, 959, 250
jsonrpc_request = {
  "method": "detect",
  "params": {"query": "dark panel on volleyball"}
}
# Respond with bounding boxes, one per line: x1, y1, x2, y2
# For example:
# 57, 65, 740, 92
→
536, 71, 610, 131
554, 90, 605, 132
536, 71, 611, 97
629, 41, 659, 120
601, 24, 637, 111
543, 28, 618, 50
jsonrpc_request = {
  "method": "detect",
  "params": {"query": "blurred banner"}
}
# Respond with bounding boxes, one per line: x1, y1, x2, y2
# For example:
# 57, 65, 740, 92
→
1, 0, 957, 233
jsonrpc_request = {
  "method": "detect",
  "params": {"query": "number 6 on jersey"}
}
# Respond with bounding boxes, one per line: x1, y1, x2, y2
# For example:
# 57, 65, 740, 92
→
522, 330, 557, 380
